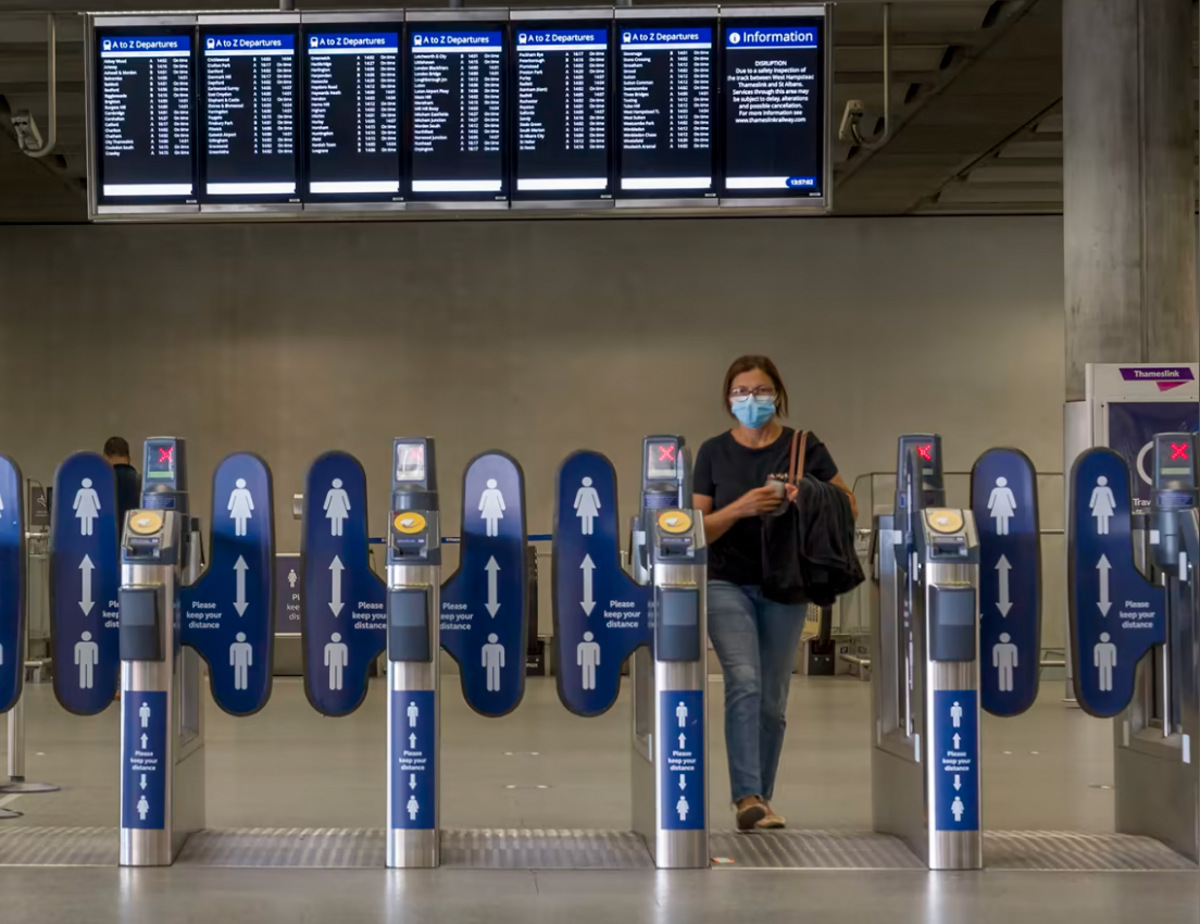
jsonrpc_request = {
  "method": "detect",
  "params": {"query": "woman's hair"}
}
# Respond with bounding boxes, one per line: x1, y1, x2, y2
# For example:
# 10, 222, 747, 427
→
722, 355, 789, 418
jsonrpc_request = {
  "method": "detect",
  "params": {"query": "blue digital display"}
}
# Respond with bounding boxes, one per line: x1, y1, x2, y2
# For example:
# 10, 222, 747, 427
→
619, 28, 712, 48
101, 35, 190, 54
205, 34, 295, 53
723, 26, 818, 49
411, 31, 503, 50
308, 32, 398, 52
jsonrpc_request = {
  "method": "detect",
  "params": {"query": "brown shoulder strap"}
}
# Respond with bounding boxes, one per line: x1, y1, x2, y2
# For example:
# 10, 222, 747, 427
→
789, 430, 808, 483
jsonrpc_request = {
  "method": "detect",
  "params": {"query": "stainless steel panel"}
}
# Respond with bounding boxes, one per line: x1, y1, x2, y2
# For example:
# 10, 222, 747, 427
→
407, 9, 509, 22
301, 11, 405, 23
197, 12, 301, 24
510, 8, 614, 20
387, 563, 439, 869
716, 4, 826, 16
710, 830, 924, 870
615, 6, 719, 18
650, 563, 707, 869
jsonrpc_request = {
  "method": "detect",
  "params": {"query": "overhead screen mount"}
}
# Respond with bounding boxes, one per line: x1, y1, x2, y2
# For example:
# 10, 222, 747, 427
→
85, 4, 832, 220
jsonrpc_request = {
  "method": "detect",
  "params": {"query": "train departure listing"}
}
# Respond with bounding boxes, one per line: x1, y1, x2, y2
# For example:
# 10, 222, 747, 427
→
305, 30, 401, 199
408, 28, 505, 199
202, 31, 299, 200
513, 27, 610, 199
721, 22, 823, 198
97, 32, 196, 203
618, 27, 715, 197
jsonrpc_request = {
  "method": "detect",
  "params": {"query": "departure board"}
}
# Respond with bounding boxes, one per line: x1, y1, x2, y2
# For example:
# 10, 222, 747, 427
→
512, 23, 611, 203
721, 18, 825, 200
94, 26, 196, 207
200, 24, 300, 203
616, 22, 716, 200
407, 24, 506, 202
303, 25, 403, 202
86, 7, 830, 219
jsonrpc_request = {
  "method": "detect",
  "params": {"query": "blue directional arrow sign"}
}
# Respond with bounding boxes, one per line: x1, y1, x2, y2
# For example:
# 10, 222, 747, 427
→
441, 452, 527, 717
49, 453, 120, 715
553, 451, 651, 716
0, 456, 24, 714
1069, 448, 1167, 718
933, 690, 978, 831
122, 690, 167, 829
302, 452, 386, 717
181, 453, 275, 716
971, 448, 1041, 717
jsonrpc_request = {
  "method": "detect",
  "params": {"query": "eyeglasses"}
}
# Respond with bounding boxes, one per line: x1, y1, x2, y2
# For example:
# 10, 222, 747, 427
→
729, 387, 777, 400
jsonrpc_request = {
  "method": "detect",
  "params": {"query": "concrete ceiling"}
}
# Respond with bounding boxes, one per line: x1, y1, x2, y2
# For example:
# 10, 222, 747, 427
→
0, 0, 1191, 222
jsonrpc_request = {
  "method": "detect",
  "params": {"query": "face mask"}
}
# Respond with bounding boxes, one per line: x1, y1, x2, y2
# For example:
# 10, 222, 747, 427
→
731, 395, 776, 429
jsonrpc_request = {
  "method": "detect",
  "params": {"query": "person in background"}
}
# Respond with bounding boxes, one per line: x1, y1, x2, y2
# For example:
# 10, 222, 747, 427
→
104, 437, 141, 528
693, 356, 857, 832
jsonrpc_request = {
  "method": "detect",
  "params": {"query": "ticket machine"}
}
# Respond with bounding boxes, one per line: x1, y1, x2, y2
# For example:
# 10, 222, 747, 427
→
385, 438, 441, 869
629, 436, 708, 868
1112, 433, 1199, 860
117, 437, 205, 866
872, 435, 982, 870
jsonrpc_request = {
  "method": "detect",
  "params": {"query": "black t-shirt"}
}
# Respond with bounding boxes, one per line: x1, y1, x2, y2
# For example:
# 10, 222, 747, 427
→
113, 463, 141, 528
694, 427, 839, 586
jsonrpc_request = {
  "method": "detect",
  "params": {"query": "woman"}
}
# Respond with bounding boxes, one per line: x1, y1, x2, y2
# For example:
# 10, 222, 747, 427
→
694, 355, 857, 831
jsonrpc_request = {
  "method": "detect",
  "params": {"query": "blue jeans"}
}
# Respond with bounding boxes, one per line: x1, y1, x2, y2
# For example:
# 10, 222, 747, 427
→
707, 581, 808, 803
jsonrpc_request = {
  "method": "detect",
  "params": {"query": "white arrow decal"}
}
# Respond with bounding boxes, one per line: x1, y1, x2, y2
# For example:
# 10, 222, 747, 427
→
329, 556, 345, 617
954, 774, 962, 791
678, 733, 686, 749
679, 774, 686, 790
79, 554, 95, 616
140, 733, 149, 749
485, 556, 501, 617
580, 554, 596, 616
234, 556, 249, 616
140, 773, 147, 791
1097, 554, 1112, 616
409, 773, 417, 791
409, 732, 417, 749
995, 555, 1012, 617
952, 733, 961, 749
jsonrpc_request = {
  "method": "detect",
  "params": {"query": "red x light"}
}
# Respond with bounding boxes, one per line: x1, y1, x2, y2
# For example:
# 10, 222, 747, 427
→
657, 445, 676, 463
157, 447, 174, 464
1170, 443, 1189, 461
918, 444, 933, 462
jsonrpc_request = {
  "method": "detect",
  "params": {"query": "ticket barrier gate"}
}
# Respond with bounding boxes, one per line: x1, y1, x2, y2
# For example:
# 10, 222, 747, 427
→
871, 434, 983, 869
385, 438, 441, 868
628, 436, 708, 868
118, 437, 205, 866
1070, 432, 1199, 861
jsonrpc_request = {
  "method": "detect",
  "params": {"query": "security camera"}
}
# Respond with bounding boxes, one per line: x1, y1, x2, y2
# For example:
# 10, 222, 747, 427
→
11, 111, 44, 153
838, 100, 865, 144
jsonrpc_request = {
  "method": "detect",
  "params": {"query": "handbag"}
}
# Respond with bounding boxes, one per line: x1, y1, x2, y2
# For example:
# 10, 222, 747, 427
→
760, 431, 810, 605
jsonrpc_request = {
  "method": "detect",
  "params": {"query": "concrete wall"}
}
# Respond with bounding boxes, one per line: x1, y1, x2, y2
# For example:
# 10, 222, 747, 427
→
0, 216, 1066, 637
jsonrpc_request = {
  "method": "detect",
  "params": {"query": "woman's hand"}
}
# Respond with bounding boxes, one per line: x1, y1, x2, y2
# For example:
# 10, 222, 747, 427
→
734, 486, 786, 517
784, 483, 799, 504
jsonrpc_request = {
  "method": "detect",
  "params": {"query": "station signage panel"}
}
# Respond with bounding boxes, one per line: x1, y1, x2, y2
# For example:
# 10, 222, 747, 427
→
199, 19, 301, 205
303, 20, 404, 204
407, 20, 508, 204
512, 19, 613, 203
720, 14, 825, 203
87, 6, 830, 218
94, 22, 198, 210
616, 16, 716, 201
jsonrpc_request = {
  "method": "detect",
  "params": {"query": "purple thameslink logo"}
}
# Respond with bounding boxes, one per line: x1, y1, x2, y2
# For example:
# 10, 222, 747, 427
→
1118, 367, 1195, 392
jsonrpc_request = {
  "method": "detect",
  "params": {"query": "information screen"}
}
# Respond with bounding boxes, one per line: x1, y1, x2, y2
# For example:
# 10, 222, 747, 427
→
407, 24, 507, 202
720, 17, 825, 200
512, 23, 611, 202
617, 23, 716, 199
94, 27, 197, 207
303, 25, 403, 202
200, 25, 300, 203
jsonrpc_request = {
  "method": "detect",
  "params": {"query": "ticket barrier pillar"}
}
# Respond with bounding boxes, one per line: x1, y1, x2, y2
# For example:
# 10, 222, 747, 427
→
118, 437, 205, 866
630, 436, 708, 869
1114, 433, 1199, 860
385, 438, 441, 869
872, 435, 982, 869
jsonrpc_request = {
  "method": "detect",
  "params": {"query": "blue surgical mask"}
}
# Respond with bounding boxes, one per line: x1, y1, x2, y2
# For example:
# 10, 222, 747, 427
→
731, 395, 776, 429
